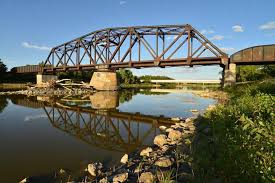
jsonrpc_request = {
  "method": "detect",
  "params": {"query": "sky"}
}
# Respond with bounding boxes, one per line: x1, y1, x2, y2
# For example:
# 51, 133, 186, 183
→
0, 0, 275, 79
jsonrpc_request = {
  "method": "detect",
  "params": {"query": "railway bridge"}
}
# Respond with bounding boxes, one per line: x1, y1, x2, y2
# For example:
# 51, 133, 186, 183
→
14, 24, 275, 90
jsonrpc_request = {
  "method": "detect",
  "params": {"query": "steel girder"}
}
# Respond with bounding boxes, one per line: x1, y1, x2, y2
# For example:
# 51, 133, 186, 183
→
43, 24, 228, 72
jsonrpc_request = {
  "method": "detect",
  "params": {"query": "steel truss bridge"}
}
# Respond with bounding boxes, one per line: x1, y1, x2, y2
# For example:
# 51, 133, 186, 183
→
13, 24, 275, 74
42, 24, 228, 72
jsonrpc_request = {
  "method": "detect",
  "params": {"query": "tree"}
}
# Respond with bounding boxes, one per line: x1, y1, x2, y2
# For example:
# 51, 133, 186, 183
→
117, 69, 140, 84
139, 75, 174, 83
0, 59, 7, 74
236, 65, 274, 82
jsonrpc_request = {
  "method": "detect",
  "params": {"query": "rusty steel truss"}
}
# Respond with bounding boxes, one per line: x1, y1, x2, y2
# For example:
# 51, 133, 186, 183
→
42, 24, 228, 72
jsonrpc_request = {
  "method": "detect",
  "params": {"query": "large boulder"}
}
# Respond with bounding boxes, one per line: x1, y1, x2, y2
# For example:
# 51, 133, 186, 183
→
140, 147, 153, 157
168, 130, 182, 142
154, 157, 173, 167
120, 154, 128, 164
153, 134, 168, 148
138, 172, 155, 183
87, 162, 103, 177
112, 172, 128, 183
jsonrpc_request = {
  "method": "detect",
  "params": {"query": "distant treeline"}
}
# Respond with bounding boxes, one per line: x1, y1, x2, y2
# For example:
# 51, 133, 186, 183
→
139, 75, 174, 82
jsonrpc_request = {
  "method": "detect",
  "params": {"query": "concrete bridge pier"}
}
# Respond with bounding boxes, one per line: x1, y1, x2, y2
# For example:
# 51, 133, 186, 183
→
222, 63, 236, 86
90, 69, 119, 91
36, 74, 58, 87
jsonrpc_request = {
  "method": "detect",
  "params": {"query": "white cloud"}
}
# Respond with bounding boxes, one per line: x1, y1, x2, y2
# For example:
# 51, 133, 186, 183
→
119, 1, 126, 5
200, 29, 215, 35
209, 35, 224, 41
259, 21, 275, 30
232, 25, 244, 32
22, 42, 51, 51
220, 47, 235, 53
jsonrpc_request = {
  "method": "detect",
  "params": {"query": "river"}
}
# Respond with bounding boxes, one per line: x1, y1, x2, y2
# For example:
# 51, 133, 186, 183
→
0, 89, 216, 182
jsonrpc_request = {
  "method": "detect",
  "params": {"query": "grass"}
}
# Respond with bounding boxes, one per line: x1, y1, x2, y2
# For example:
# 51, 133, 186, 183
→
190, 80, 275, 183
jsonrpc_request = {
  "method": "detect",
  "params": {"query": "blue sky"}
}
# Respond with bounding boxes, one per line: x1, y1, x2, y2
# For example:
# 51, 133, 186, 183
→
0, 0, 274, 79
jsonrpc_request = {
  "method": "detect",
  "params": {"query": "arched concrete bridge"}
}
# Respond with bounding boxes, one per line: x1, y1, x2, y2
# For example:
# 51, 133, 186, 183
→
14, 24, 275, 90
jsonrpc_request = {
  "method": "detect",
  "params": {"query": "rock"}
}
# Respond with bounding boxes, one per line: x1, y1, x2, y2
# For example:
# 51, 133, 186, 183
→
171, 117, 180, 121
165, 128, 173, 133
99, 177, 108, 183
140, 147, 153, 157
168, 130, 182, 141
19, 178, 28, 183
120, 154, 128, 164
87, 162, 103, 177
154, 157, 173, 167
138, 172, 155, 183
190, 109, 198, 113
153, 134, 167, 147
161, 145, 170, 153
59, 168, 66, 174
185, 118, 192, 123
134, 166, 142, 173
159, 125, 167, 131
112, 172, 128, 183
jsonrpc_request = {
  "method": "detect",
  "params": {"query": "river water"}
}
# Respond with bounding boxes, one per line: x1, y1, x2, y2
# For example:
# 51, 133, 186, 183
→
0, 89, 216, 182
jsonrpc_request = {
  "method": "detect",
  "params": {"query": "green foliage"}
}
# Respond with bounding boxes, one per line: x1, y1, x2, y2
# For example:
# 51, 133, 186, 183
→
139, 75, 174, 83
237, 65, 275, 82
192, 81, 275, 183
0, 73, 36, 83
0, 59, 8, 75
117, 69, 140, 84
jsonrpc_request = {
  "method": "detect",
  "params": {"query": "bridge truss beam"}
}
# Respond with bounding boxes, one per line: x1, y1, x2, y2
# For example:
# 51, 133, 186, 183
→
43, 24, 228, 72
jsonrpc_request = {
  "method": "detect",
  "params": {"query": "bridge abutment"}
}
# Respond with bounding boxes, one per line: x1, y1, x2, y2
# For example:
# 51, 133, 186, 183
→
90, 70, 119, 91
222, 63, 236, 86
36, 74, 58, 87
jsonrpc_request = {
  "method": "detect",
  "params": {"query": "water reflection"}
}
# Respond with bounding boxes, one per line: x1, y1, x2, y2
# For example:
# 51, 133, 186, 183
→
43, 105, 173, 153
0, 96, 8, 113
13, 91, 174, 154
0, 89, 216, 182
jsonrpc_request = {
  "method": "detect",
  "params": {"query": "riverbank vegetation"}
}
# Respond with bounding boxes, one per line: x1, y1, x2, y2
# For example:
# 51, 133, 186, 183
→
236, 65, 275, 82
191, 80, 274, 182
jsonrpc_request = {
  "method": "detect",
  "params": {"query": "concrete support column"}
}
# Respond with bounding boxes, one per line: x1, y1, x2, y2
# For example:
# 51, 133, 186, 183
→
90, 70, 118, 90
223, 63, 236, 86
36, 74, 58, 87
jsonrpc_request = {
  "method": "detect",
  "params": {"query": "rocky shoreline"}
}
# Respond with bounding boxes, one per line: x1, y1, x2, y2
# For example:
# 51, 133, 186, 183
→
82, 118, 196, 183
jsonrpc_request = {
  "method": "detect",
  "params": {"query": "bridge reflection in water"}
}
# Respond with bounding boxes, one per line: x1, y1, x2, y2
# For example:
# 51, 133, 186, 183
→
40, 91, 174, 153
